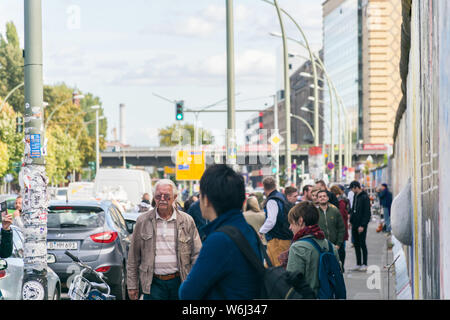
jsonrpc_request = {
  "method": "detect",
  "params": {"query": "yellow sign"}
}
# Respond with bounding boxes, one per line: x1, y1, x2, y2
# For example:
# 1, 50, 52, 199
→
176, 150, 205, 181
164, 166, 176, 175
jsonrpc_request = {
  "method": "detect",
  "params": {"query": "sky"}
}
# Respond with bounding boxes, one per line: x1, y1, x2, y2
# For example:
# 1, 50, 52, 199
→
0, 0, 323, 147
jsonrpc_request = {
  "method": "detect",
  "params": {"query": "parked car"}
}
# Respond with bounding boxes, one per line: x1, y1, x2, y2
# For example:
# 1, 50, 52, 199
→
46, 200, 132, 300
93, 168, 152, 206
122, 211, 141, 234
0, 226, 61, 300
54, 188, 68, 201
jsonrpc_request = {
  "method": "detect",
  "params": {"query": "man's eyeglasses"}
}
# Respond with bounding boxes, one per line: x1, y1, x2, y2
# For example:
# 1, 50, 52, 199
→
154, 194, 172, 201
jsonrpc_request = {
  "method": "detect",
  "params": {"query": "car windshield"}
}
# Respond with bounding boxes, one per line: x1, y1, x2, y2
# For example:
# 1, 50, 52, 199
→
47, 206, 105, 228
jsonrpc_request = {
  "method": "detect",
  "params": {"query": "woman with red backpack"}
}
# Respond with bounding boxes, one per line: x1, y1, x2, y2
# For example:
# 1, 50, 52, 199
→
330, 185, 350, 273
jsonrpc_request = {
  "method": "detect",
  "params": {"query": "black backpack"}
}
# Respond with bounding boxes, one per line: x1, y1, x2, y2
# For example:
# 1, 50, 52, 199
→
217, 225, 316, 299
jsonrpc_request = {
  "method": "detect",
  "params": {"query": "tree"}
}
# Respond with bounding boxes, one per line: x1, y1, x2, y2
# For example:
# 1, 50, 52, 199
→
0, 99, 23, 178
0, 141, 9, 177
0, 22, 25, 112
46, 126, 82, 185
158, 123, 214, 147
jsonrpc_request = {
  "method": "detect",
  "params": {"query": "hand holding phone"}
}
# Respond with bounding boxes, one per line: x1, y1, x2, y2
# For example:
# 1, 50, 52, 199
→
1, 211, 13, 231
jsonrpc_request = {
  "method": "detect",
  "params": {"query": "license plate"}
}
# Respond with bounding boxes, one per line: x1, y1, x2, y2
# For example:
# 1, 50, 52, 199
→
47, 241, 78, 250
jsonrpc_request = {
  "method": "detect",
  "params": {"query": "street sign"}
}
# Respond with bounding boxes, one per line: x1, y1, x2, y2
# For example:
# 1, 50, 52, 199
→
176, 150, 205, 181
164, 166, 176, 175
5, 174, 14, 183
291, 163, 297, 170
269, 132, 283, 146
327, 162, 335, 170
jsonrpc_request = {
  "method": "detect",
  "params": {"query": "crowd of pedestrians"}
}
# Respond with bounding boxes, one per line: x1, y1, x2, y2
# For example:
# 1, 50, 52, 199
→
120, 164, 395, 300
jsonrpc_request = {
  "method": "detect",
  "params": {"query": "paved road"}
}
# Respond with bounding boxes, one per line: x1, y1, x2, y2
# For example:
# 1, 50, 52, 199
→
344, 218, 396, 300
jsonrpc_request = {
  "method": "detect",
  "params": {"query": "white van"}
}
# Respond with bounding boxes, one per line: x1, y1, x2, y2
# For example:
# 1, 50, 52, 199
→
93, 168, 152, 205
67, 182, 95, 200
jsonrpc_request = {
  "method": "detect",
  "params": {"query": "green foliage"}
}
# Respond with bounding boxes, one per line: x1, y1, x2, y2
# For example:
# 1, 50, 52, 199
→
0, 22, 24, 112
0, 100, 24, 178
158, 123, 213, 147
1, 22, 108, 183
46, 126, 82, 185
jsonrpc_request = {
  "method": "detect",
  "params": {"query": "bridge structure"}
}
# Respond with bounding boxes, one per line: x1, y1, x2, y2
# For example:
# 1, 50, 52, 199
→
100, 145, 388, 170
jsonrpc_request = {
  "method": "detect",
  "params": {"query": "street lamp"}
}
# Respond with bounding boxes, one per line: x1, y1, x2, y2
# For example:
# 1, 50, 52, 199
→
276, 34, 352, 179
272, 0, 292, 185
91, 105, 101, 173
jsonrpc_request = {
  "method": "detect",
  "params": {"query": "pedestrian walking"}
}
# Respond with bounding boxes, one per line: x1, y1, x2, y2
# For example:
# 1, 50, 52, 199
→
285, 201, 343, 297
258, 177, 293, 267
0, 210, 13, 259
316, 190, 345, 250
311, 187, 320, 207
136, 193, 152, 213
284, 186, 299, 205
301, 185, 313, 202
330, 185, 350, 272
187, 199, 208, 241
183, 195, 198, 213
243, 196, 267, 246
179, 164, 263, 299
315, 180, 339, 208
377, 183, 392, 233
349, 181, 371, 272
127, 179, 202, 300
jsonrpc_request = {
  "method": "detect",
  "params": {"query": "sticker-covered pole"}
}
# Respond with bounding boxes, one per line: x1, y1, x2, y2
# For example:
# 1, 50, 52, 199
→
22, 0, 48, 300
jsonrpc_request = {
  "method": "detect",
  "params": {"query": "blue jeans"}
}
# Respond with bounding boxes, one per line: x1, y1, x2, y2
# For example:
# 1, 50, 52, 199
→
143, 276, 181, 300
383, 207, 391, 232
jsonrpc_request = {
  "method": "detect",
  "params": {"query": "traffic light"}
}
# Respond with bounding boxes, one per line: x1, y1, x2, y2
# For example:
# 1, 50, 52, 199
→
88, 161, 96, 174
16, 117, 23, 133
175, 100, 184, 121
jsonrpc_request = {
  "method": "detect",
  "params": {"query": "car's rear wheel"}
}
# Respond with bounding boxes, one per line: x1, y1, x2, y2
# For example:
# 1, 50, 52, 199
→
111, 266, 126, 300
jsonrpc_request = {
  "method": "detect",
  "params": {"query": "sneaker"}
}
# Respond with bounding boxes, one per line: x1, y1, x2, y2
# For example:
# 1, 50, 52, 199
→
350, 265, 361, 271
359, 265, 368, 272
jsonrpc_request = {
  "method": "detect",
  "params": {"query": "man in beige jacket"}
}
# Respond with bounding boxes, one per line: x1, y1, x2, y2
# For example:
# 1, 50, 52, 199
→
127, 179, 202, 300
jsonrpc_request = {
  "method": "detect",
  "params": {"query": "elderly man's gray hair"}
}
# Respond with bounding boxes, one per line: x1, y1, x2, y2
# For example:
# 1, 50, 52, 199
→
153, 179, 178, 197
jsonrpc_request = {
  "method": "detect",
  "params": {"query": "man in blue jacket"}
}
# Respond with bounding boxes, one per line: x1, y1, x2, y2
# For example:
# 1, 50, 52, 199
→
179, 164, 263, 299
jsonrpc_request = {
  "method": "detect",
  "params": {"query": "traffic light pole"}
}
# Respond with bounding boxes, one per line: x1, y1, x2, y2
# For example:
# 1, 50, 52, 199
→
22, 0, 48, 300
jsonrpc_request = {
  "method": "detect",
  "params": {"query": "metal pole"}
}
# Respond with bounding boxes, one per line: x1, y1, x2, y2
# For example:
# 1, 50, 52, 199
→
96, 109, 99, 173
274, 0, 291, 185
293, 158, 297, 187
194, 112, 199, 149
226, 0, 236, 165
273, 95, 280, 188
338, 97, 342, 182
22, 0, 48, 300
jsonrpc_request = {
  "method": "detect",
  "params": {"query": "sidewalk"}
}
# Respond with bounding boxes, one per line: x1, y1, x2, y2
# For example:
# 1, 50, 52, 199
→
344, 218, 396, 300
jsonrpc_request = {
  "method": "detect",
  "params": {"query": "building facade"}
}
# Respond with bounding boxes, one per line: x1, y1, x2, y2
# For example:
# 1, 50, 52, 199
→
322, 0, 402, 146
323, 0, 361, 146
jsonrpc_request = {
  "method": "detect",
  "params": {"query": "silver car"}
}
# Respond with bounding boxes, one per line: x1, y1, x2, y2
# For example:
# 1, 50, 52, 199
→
0, 226, 61, 300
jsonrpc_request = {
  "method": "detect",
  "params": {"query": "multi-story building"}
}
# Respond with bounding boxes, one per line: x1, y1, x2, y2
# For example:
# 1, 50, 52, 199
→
322, 0, 402, 146
361, 0, 402, 144
323, 0, 362, 145
245, 56, 324, 147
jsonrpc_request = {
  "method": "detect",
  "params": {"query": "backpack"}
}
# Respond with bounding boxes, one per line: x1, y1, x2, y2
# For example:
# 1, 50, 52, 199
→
217, 225, 316, 299
298, 238, 346, 299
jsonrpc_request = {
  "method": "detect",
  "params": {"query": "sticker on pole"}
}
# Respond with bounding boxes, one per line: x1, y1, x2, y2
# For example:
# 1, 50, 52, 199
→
30, 134, 41, 158
327, 162, 335, 170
